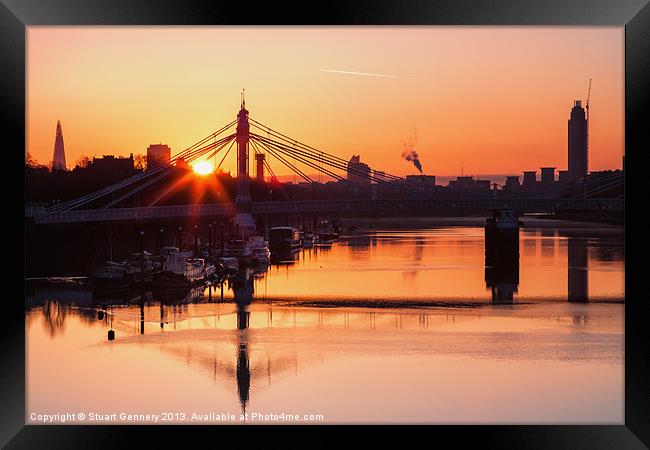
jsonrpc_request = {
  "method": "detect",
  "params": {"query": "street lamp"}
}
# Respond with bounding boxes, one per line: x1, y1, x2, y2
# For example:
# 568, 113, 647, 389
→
208, 223, 213, 256
138, 230, 145, 281
194, 225, 199, 257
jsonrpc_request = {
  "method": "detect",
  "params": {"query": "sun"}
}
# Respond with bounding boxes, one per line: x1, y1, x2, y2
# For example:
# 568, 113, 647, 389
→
192, 161, 213, 176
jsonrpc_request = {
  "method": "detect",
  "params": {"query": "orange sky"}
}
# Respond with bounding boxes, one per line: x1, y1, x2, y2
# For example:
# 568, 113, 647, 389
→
26, 27, 624, 177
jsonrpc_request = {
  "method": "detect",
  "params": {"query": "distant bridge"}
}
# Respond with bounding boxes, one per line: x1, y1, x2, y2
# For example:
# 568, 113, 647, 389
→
30, 197, 623, 225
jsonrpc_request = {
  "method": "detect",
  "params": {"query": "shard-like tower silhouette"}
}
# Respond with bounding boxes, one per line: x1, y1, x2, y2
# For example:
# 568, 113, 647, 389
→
52, 120, 66, 170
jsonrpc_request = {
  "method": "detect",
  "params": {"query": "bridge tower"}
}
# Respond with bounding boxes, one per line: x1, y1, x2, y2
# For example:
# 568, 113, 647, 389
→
232, 91, 257, 237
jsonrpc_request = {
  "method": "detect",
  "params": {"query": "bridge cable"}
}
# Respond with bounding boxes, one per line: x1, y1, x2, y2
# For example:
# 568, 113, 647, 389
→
102, 135, 236, 209
64, 135, 234, 211
46, 121, 236, 211
252, 135, 377, 196
249, 139, 291, 201
147, 137, 237, 207
249, 118, 403, 181
252, 134, 394, 187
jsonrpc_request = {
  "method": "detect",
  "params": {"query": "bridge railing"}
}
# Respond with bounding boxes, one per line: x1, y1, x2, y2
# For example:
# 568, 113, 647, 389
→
32, 203, 236, 224
31, 197, 623, 224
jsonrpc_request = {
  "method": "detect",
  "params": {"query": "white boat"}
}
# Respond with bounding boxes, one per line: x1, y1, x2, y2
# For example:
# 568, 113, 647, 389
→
301, 232, 316, 248
204, 261, 216, 278
246, 235, 271, 263
125, 251, 155, 283
92, 261, 129, 288
222, 239, 252, 258
315, 221, 337, 244
154, 247, 203, 287
218, 256, 239, 275
186, 258, 208, 282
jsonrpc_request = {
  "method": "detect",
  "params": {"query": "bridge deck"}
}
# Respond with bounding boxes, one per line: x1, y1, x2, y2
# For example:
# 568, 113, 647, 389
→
28, 198, 623, 225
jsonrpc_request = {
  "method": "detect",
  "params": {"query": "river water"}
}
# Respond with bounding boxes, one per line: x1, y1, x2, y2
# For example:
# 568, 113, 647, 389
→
26, 219, 624, 424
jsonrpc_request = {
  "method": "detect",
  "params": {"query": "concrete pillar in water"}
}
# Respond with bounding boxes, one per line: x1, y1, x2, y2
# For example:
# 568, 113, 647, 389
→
484, 209, 520, 303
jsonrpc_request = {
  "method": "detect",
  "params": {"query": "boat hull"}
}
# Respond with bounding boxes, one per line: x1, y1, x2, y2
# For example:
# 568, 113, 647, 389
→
91, 277, 131, 289
269, 241, 302, 253
152, 271, 199, 288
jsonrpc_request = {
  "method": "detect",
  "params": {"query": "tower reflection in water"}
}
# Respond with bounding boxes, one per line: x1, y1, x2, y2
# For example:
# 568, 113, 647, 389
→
229, 267, 254, 412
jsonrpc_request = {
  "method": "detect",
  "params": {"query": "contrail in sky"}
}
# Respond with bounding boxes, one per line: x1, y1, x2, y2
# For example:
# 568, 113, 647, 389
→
320, 69, 413, 80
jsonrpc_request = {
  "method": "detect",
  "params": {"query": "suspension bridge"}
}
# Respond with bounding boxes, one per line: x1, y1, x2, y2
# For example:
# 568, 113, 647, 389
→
29, 95, 623, 227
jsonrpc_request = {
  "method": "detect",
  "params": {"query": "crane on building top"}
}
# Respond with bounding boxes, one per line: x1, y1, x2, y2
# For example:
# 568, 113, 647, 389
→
586, 78, 591, 122
586, 78, 591, 165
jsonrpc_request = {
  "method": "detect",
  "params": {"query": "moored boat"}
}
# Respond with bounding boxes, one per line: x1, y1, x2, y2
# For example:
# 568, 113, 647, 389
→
315, 220, 337, 244
153, 246, 201, 288
221, 239, 251, 259
126, 251, 155, 284
92, 261, 130, 289
269, 227, 302, 253
246, 235, 271, 263
218, 256, 239, 276
301, 232, 317, 248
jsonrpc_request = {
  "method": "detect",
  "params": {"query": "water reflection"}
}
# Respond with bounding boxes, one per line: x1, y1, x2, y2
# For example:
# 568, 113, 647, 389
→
42, 300, 67, 337
401, 236, 425, 284
483, 231, 597, 304
25, 225, 624, 423
25, 226, 624, 318
230, 268, 253, 411
568, 237, 589, 303
270, 248, 300, 266
484, 257, 519, 304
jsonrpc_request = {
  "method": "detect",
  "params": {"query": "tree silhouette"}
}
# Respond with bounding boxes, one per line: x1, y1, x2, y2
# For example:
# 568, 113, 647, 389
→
134, 154, 147, 171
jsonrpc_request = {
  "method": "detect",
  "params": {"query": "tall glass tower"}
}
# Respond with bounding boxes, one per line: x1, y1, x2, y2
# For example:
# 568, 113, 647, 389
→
52, 120, 67, 171
567, 100, 587, 181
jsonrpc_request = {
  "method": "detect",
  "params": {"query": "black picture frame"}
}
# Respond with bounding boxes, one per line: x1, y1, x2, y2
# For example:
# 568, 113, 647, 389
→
4, 0, 648, 447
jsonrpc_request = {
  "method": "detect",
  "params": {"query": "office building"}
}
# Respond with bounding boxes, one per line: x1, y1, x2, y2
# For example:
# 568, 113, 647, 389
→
541, 167, 556, 184
347, 155, 371, 187
523, 171, 537, 188
147, 144, 171, 171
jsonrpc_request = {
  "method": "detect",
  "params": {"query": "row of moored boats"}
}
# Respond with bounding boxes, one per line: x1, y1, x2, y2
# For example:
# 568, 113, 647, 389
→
92, 221, 343, 289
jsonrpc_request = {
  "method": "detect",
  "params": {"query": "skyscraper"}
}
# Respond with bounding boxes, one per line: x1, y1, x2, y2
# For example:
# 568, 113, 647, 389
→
52, 120, 66, 171
347, 155, 371, 187
568, 100, 588, 181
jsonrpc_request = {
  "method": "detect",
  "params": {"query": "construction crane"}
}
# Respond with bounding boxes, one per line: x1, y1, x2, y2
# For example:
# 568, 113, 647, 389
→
586, 78, 592, 120
586, 78, 592, 164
